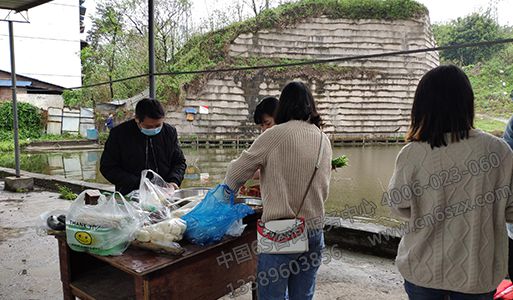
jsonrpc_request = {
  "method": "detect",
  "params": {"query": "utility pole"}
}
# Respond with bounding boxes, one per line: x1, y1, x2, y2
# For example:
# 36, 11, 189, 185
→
8, 21, 20, 177
148, 0, 156, 99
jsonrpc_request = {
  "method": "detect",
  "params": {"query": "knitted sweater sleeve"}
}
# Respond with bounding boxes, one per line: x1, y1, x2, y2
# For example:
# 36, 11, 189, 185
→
224, 127, 283, 192
388, 144, 416, 220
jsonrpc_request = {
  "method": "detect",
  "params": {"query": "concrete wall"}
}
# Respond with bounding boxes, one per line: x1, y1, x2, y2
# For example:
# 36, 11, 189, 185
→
17, 93, 64, 110
167, 15, 438, 140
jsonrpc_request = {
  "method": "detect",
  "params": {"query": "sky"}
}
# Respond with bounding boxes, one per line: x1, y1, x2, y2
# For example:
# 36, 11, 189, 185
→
82, 0, 513, 39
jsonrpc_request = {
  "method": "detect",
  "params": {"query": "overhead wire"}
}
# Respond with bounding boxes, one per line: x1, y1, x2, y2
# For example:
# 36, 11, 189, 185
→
66, 37, 513, 91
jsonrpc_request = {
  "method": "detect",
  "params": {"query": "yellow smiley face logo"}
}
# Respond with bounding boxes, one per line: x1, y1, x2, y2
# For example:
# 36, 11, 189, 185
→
75, 231, 92, 245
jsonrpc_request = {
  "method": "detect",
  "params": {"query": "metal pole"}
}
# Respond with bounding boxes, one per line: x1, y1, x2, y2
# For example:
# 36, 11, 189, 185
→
148, 0, 156, 99
8, 21, 20, 178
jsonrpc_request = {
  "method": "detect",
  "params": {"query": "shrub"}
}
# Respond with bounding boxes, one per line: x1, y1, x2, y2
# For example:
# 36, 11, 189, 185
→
0, 101, 43, 139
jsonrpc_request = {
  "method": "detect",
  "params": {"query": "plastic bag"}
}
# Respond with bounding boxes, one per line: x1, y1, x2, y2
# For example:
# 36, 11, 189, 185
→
181, 184, 254, 245
36, 209, 67, 236
66, 190, 141, 256
138, 170, 175, 223
226, 219, 247, 237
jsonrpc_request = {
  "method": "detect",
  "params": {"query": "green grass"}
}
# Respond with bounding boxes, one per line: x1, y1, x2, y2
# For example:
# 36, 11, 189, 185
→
163, 0, 427, 103
474, 115, 507, 134
463, 44, 513, 118
0, 133, 86, 152
0, 140, 30, 152
37, 133, 82, 141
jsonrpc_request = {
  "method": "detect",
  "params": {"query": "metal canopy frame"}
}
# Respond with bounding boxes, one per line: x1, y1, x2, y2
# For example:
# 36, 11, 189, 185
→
148, 0, 155, 99
0, 0, 157, 177
0, 0, 52, 12
0, 0, 53, 177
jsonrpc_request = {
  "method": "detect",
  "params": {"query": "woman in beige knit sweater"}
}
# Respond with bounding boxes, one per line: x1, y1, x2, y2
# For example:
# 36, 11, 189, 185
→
388, 65, 513, 299
225, 81, 332, 300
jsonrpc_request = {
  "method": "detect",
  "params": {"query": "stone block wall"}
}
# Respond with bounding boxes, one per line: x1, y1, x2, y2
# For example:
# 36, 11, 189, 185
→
167, 15, 439, 140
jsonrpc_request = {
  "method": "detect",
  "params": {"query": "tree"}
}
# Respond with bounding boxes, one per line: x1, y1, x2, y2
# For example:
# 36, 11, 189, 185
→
82, 0, 192, 103
245, 0, 273, 18
433, 12, 504, 66
119, 0, 192, 66
88, 2, 126, 99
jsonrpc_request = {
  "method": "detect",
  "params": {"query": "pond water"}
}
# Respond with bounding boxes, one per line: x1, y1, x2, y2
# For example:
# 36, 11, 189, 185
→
0, 145, 404, 225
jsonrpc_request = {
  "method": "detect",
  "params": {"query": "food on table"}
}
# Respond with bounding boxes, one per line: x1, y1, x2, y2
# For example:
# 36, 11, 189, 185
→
135, 218, 187, 243
239, 179, 261, 198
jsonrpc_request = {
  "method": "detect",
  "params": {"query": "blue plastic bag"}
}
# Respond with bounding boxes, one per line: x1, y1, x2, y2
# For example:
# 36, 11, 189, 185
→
181, 184, 254, 245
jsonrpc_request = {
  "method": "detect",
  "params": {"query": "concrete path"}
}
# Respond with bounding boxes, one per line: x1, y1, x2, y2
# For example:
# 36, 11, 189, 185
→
0, 183, 406, 300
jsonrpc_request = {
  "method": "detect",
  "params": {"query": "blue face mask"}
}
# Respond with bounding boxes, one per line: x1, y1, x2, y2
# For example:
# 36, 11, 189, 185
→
140, 126, 162, 136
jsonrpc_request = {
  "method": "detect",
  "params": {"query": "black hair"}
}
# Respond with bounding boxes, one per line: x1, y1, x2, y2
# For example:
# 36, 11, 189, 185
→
275, 81, 322, 128
135, 98, 165, 122
254, 96, 279, 124
406, 65, 474, 148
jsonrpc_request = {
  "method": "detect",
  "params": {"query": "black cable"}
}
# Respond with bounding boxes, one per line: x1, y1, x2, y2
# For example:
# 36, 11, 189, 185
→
71, 73, 148, 89
66, 37, 513, 90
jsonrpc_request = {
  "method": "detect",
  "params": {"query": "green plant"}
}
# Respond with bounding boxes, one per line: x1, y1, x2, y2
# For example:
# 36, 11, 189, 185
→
433, 13, 505, 66
332, 155, 349, 170
464, 44, 513, 117
0, 139, 31, 152
98, 132, 110, 144
62, 90, 90, 108
38, 133, 82, 141
0, 102, 43, 139
57, 185, 78, 200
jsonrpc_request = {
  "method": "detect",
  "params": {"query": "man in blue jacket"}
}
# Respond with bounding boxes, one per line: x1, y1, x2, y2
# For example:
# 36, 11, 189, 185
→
100, 98, 186, 195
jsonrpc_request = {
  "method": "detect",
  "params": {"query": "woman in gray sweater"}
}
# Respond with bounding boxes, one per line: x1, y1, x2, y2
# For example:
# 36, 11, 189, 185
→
388, 65, 513, 299
225, 81, 332, 299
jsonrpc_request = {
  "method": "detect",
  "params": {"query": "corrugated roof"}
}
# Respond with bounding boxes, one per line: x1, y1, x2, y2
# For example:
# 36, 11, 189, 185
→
0, 79, 31, 87
0, 0, 53, 12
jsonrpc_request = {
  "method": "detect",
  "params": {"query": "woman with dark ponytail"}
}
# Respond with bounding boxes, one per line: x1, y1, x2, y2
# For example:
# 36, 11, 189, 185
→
274, 81, 323, 128
224, 81, 332, 299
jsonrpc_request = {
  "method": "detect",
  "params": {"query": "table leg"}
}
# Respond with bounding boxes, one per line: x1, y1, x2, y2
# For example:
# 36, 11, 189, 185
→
134, 276, 150, 300
57, 238, 75, 300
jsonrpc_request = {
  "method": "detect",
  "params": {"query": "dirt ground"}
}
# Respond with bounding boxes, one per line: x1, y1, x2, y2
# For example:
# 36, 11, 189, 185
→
0, 182, 407, 300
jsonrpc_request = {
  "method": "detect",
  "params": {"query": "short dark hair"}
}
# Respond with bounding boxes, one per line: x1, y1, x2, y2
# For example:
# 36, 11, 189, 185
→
135, 98, 165, 121
275, 81, 322, 128
254, 96, 279, 124
406, 65, 474, 148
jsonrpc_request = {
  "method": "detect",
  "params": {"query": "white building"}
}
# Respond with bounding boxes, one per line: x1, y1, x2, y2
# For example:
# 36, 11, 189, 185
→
0, 0, 82, 88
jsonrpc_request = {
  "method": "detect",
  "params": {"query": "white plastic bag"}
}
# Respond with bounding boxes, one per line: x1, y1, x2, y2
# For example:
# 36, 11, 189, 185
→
225, 219, 247, 237
66, 191, 141, 256
138, 170, 175, 223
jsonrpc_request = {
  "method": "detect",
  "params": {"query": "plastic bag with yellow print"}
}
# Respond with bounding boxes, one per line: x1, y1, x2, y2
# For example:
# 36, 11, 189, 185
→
66, 190, 141, 256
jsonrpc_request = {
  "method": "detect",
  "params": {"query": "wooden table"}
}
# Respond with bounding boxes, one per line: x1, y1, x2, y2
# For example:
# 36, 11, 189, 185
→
56, 214, 260, 300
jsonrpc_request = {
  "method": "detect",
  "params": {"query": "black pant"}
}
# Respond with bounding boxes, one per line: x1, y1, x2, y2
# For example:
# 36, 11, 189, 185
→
510, 237, 513, 279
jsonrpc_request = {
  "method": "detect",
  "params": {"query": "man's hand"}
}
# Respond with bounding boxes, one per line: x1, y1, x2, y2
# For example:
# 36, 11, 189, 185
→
168, 182, 179, 190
